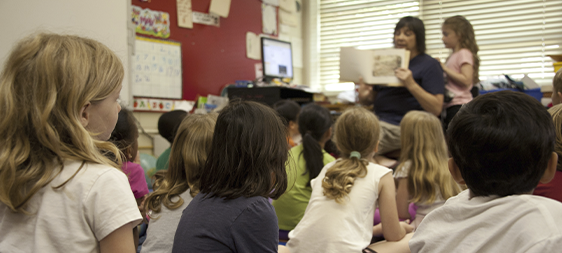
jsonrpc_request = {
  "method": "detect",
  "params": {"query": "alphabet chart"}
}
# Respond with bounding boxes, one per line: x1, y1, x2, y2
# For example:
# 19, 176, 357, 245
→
133, 36, 182, 99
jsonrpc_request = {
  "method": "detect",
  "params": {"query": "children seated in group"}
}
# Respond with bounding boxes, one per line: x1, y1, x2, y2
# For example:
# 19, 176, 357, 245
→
273, 99, 302, 148
155, 110, 188, 172
287, 107, 413, 253
438, 15, 480, 131
272, 104, 335, 239
109, 108, 150, 246
533, 104, 562, 202
410, 91, 562, 252
141, 113, 217, 253
172, 101, 290, 253
394, 111, 461, 228
0, 33, 141, 252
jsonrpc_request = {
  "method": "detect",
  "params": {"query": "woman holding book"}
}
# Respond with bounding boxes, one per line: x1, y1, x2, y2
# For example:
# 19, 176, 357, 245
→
357, 16, 444, 162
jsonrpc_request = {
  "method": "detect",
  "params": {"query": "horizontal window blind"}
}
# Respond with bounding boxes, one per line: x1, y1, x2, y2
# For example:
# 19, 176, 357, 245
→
422, 0, 562, 87
318, 0, 420, 92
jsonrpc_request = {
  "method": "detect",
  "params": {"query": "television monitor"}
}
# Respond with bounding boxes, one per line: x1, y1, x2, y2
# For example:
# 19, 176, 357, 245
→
261, 37, 293, 81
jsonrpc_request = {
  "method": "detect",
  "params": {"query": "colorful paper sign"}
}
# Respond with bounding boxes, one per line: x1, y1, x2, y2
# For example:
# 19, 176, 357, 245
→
132, 6, 171, 38
133, 98, 195, 112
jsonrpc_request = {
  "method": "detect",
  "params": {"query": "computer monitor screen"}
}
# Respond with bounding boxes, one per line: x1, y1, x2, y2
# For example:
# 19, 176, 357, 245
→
261, 37, 293, 80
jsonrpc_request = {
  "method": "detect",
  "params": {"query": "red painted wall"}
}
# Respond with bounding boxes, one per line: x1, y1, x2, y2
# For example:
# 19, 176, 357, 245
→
133, 0, 269, 100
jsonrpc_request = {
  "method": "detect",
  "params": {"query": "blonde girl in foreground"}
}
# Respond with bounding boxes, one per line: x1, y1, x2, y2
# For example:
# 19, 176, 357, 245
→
0, 33, 142, 253
394, 111, 461, 228
141, 113, 217, 253
287, 107, 413, 253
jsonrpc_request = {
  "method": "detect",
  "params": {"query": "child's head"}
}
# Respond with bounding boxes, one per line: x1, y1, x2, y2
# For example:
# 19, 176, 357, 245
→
298, 103, 333, 186
0, 33, 123, 212
551, 69, 562, 105
448, 91, 557, 197
158, 110, 188, 144
548, 104, 562, 171
322, 107, 380, 203
200, 101, 288, 199
399, 111, 460, 204
109, 108, 139, 162
273, 99, 301, 135
443, 15, 480, 83
145, 113, 217, 214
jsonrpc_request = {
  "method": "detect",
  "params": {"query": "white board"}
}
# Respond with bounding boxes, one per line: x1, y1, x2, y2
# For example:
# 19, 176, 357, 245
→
133, 36, 183, 99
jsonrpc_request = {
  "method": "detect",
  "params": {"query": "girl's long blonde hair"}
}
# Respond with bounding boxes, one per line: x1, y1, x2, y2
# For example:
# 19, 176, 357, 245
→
0, 33, 124, 213
322, 107, 380, 203
145, 113, 217, 216
397, 111, 460, 205
444, 15, 480, 84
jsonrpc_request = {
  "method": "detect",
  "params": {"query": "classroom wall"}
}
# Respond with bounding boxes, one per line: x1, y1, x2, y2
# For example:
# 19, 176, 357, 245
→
0, 0, 133, 107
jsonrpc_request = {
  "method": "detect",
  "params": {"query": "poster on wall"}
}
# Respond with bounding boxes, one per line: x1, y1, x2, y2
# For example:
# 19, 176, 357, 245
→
193, 12, 220, 27
132, 6, 171, 38
262, 4, 277, 35
177, 0, 193, 28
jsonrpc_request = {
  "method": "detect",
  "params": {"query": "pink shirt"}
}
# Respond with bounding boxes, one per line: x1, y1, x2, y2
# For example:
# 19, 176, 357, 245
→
444, 48, 474, 108
122, 161, 149, 199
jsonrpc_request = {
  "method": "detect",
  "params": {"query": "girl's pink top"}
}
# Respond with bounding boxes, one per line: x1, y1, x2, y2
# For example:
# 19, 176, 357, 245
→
122, 161, 149, 199
444, 48, 474, 108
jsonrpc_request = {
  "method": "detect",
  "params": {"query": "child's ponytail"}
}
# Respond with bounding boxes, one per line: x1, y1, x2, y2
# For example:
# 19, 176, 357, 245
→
322, 107, 380, 203
298, 104, 332, 186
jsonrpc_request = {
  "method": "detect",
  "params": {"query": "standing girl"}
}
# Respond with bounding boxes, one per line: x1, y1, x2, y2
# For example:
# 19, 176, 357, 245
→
287, 107, 412, 253
141, 113, 217, 253
439, 15, 480, 130
395, 111, 461, 228
172, 101, 289, 253
272, 104, 335, 238
0, 33, 142, 252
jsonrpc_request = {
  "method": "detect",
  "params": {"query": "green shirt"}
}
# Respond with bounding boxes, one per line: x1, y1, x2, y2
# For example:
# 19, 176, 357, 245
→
272, 144, 336, 231
155, 147, 171, 172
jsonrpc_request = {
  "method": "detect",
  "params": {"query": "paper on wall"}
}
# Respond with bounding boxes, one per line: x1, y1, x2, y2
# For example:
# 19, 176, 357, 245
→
262, 4, 277, 35
279, 0, 296, 13
291, 37, 303, 68
246, 32, 261, 60
177, 0, 193, 28
209, 0, 231, 18
279, 9, 297, 27
193, 11, 220, 27
262, 0, 279, 6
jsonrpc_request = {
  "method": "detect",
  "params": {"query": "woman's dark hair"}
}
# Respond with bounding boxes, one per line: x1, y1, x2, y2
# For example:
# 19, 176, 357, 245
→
199, 101, 288, 199
394, 16, 426, 54
109, 108, 138, 161
158, 110, 188, 144
273, 99, 301, 127
298, 104, 332, 186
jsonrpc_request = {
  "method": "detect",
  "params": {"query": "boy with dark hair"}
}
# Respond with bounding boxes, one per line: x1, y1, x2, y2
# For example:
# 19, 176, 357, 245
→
273, 99, 301, 148
410, 90, 562, 252
156, 110, 188, 171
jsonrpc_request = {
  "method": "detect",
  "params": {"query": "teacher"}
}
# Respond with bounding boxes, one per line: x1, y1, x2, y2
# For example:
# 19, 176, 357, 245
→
358, 16, 444, 158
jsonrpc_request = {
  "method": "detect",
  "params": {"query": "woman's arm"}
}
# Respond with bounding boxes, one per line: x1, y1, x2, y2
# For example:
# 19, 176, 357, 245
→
395, 68, 443, 116
395, 178, 411, 220
437, 58, 473, 88
378, 173, 407, 242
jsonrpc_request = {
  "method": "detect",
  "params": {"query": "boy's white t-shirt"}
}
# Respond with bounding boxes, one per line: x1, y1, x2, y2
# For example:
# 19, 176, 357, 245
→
287, 160, 391, 253
0, 160, 142, 253
410, 189, 562, 253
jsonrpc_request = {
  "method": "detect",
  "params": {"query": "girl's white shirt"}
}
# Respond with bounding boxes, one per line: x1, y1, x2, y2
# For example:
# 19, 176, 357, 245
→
0, 160, 142, 253
287, 160, 391, 253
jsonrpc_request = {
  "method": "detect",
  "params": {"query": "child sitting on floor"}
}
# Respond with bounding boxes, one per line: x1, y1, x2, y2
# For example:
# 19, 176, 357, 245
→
409, 91, 562, 252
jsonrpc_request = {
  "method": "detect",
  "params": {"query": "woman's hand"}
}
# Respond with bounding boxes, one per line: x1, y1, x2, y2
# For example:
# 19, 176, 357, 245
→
356, 77, 375, 105
395, 68, 415, 88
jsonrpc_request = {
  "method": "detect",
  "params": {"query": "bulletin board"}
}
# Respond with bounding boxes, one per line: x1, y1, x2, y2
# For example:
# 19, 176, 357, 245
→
132, 1, 266, 100
132, 36, 183, 99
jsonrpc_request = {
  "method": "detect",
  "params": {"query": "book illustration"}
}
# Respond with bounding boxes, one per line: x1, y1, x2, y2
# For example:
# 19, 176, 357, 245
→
373, 55, 402, 77
339, 47, 409, 86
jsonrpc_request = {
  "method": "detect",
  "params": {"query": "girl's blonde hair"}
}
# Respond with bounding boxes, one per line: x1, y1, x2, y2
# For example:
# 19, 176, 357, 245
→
145, 113, 217, 216
548, 104, 562, 171
0, 33, 124, 213
322, 107, 379, 203
444, 15, 480, 84
397, 111, 460, 205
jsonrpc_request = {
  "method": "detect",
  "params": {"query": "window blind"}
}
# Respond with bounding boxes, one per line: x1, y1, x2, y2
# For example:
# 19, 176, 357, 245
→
422, 0, 562, 87
318, 0, 420, 93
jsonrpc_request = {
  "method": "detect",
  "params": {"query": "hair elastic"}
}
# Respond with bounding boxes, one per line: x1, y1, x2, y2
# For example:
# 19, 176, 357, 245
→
349, 151, 361, 159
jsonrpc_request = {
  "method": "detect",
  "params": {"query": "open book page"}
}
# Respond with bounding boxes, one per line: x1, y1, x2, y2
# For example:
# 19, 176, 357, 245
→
339, 47, 409, 86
